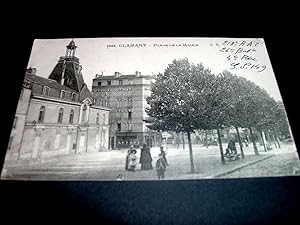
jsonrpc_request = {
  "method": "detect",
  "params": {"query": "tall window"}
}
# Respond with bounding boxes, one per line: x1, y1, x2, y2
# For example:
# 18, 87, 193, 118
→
19, 89, 24, 100
69, 109, 74, 124
8, 137, 13, 150
117, 99, 122, 109
103, 114, 106, 125
107, 96, 111, 107
60, 90, 65, 99
128, 111, 132, 120
58, 108, 64, 123
13, 117, 18, 129
119, 80, 123, 85
128, 122, 132, 131
81, 104, 87, 123
117, 122, 121, 132
38, 106, 45, 123
107, 81, 111, 85
128, 98, 133, 109
98, 81, 102, 86
43, 86, 50, 96
96, 113, 99, 125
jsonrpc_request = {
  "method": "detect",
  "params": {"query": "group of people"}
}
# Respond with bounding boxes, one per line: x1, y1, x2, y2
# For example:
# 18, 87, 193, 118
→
125, 144, 169, 179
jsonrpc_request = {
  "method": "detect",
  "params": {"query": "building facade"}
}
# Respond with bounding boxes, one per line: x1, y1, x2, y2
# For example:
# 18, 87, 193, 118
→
4, 40, 110, 163
92, 71, 161, 149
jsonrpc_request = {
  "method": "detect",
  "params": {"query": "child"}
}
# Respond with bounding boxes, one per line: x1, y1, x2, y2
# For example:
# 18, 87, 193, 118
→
125, 145, 134, 170
160, 146, 169, 166
128, 149, 137, 171
156, 153, 167, 180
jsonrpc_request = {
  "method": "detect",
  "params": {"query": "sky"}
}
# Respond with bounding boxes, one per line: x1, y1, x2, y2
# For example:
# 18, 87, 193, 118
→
27, 37, 283, 101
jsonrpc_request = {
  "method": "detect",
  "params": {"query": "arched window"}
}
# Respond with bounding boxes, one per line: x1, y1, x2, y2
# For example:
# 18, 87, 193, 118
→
38, 106, 45, 123
96, 113, 99, 125
58, 108, 64, 123
69, 109, 74, 124
60, 90, 65, 99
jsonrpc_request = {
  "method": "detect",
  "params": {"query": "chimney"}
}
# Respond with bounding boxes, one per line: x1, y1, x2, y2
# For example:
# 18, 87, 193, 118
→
135, 71, 141, 76
26, 67, 37, 75
114, 72, 121, 77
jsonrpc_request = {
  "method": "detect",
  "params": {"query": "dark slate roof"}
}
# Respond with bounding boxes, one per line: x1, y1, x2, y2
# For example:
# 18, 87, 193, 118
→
48, 57, 85, 92
79, 84, 92, 102
25, 73, 77, 93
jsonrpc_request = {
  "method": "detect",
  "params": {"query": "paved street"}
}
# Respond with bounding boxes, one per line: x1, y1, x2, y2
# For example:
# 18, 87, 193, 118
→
2, 142, 299, 181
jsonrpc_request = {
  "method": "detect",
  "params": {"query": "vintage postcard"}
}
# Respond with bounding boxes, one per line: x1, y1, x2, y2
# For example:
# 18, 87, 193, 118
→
1, 37, 299, 181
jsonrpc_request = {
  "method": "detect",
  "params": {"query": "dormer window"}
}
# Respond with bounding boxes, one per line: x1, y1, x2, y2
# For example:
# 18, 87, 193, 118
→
60, 90, 66, 99
71, 93, 76, 101
43, 86, 50, 96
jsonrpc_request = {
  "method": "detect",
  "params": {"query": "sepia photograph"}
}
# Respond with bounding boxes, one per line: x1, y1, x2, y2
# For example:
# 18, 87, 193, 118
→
1, 37, 299, 181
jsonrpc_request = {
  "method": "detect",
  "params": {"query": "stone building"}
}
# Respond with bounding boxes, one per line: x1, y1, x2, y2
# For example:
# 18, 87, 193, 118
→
4, 40, 110, 163
92, 71, 161, 149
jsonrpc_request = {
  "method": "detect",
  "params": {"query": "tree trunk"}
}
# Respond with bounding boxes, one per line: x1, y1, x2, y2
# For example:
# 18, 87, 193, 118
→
187, 131, 195, 173
166, 137, 168, 150
266, 132, 271, 147
235, 126, 245, 159
260, 131, 267, 152
274, 133, 281, 149
249, 127, 259, 155
205, 130, 208, 148
272, 133, 278, 148
217, 128, 225, 164
182, 132, 185, 150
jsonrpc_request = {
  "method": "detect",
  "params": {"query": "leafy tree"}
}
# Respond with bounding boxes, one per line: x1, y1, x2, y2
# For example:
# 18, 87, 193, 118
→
146, 59, 213, 172
198, 73, 236, 164
217, 71, 247, 158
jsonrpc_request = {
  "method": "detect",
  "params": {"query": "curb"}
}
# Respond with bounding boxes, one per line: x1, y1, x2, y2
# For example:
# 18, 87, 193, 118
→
208, 154, 275, 178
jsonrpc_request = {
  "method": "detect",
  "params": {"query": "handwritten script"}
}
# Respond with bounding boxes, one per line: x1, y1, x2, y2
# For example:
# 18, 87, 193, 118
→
210, 40, 266, 72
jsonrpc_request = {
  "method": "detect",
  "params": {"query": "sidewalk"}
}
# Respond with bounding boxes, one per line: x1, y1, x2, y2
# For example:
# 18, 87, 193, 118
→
2, 143, 298, 181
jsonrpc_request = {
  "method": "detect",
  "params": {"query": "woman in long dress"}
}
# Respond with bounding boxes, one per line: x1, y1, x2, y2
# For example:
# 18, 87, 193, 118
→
140, 144, 153, 170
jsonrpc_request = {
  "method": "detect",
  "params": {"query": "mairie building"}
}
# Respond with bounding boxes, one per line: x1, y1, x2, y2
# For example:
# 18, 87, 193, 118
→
5, 40, 110, 164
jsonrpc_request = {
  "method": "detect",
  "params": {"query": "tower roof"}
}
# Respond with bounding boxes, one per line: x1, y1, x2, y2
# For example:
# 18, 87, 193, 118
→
67, 40, 77, 50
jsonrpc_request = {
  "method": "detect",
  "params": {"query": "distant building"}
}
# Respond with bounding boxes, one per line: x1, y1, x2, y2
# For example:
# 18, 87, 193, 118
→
92, 71, 161, 149
5, 40, 110, 163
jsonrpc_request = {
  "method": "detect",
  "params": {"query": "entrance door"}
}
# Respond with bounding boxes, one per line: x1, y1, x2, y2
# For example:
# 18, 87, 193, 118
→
111, 137, 115, 150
